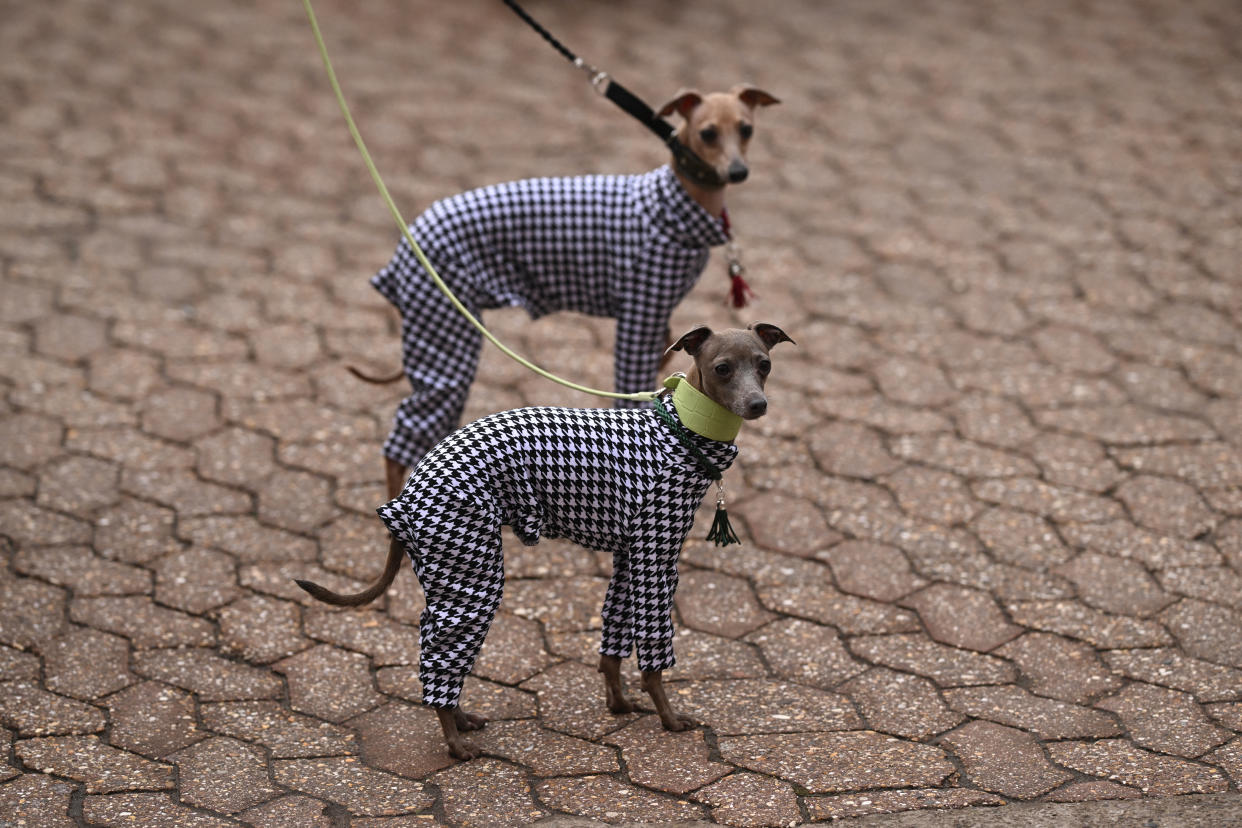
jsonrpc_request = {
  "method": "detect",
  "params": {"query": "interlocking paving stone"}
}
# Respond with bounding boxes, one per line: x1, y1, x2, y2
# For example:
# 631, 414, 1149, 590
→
840, 668, 964, 741
41, 626, 134, 701
178, 514, 317, 563
1043, 780, 1142, 802
171, 736, 281, 813
218, 593, 311, 664
972, 477, 1123, 523
1207, 738, 1242, 787
719, 731, 953, 793
238, 794, 335, 828
120, 467, 251, 517
758, 581, 921, 635
804, 787, 1006, 820
536, 775, 707, 823
899, 583, 1022, 652
1004, 600, 1173, 649
0, 680, 106, 737
107, 681, 202, 758
944, 685, 1122, 740
1160, 599, 1242, 668
70, 597, 215, 649
606, 715, 731, 793
153, 546, 240, 613
0, 500, 91, 548
82, 791, 238, 827
1207, 703, 1242, 732
941, 720, 1073, 799
275, 644, 383, 722
809, 422, 903, 478
683, 541, 834, 587
474, 720, 619, 776
848, 634, 1017, 686
1115, 475, 1217, 540
690, 772, 802, 828
273, 757, 434, 816
817, 540, 927, 601
1060, 520, 1222, 569
1052, 552, 1173, 618
202, 700, 357, 759
745, 618, 866, 688
676, 571, 775, 638
886, 466, 983, 525
94, 498, 179, 565
0, 647, 39, 681
35, 455, 120, 515
348, 701, 456, 779
195, 426, 278, 487
1097, 683, 1231, 758
303, 607, 419, 667
0, 773, 76, 827
673, 679, 860, 735
505, 576, 610, 633
520, 660, 640, 741
15, 735, 172, 793
1157, 566, 1242, 610
13, 545, 151, 596
133, 647, 282, 701
1047, 739, 1228, 796
433, 758, 549, 826
972, 508, 1073, 570
995, 633, 1121, 703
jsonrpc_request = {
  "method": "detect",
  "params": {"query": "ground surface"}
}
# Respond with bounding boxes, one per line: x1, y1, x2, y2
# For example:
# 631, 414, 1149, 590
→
2, 0, 1241, 825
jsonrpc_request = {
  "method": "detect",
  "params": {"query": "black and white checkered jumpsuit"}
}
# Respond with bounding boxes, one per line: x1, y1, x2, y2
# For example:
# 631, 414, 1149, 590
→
376, 393, 738, 709
371, 165, 728, 469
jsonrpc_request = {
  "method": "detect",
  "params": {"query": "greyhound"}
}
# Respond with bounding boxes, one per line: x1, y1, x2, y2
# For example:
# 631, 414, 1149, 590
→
352, 85, 780, 499
298, 323, 794, 760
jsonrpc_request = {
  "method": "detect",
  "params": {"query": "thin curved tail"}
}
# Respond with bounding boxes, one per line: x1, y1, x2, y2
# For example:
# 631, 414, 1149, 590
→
347, 364, 405, 384
294, 536, 405, 606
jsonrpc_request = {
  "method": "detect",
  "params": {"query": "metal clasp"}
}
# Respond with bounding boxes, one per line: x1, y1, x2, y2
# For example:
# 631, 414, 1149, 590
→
573, 57, 610, 95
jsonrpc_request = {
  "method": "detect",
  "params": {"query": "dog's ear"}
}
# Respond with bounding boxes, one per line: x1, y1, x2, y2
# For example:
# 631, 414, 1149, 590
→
749, 322, 795, 350
666, 325, 713, 357
658, 89, 704, 119
732, 85, 781, 110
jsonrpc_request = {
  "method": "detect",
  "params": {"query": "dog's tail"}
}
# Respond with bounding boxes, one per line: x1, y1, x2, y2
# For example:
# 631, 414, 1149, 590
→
294, 536, 405, 606
347, 364, 405, 384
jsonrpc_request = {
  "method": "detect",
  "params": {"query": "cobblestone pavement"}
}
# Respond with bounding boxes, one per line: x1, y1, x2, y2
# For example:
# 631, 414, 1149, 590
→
2, 0, 1241, 824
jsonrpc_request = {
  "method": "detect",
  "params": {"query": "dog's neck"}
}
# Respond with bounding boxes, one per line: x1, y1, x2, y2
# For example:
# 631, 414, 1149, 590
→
672, 167, 727, 218
664, 374, 742, 442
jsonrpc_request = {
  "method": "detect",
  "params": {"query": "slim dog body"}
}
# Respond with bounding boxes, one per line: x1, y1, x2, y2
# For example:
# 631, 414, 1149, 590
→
368, 86, 778, 497
297, 324, 793, 759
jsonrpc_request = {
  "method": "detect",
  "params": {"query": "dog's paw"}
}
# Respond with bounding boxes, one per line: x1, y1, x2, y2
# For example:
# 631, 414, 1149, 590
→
660, 712, 697, 732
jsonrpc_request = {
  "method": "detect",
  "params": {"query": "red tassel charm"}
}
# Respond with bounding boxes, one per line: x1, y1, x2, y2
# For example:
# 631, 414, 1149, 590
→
728, 262, 755, 309
720, 207, 754, 308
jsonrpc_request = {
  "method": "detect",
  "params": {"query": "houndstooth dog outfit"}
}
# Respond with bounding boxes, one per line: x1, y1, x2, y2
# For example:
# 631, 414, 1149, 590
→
371, 164, 728, 469
376, 386, 738, 709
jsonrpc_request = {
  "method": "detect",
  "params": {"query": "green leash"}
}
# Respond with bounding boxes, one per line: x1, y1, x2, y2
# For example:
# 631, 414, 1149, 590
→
301, 0, 656, 404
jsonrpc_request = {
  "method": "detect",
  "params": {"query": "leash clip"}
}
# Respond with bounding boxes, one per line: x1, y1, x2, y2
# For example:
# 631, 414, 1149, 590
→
573, 57, 610, 95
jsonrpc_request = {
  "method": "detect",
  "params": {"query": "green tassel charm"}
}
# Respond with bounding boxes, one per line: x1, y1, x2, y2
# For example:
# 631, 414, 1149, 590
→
705, 482, 741, 547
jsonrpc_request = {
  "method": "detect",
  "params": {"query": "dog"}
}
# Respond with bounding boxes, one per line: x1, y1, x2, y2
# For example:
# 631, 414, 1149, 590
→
352, 85, 780, 499
297, 323, 794, 759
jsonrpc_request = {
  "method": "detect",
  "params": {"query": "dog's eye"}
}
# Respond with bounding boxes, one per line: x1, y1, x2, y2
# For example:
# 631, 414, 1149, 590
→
758, 359, 771, 375
699, 127, 718, 144
713, 363, 732, 377
739, 122, 754, 140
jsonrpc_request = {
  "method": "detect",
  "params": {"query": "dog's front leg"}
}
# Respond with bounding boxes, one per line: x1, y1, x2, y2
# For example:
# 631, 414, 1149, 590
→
641, 670, 695, 731
598, 654, 640, 714
435, 706, 487, 760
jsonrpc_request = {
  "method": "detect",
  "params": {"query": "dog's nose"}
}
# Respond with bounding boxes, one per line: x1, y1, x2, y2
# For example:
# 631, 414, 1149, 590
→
746, 397, 767, 418
727, 161, 749, 183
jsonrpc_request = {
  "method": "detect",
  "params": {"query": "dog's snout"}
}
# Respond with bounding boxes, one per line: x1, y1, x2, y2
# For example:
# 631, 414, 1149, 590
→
746, 397, 767, 418
727, 161, 749, 183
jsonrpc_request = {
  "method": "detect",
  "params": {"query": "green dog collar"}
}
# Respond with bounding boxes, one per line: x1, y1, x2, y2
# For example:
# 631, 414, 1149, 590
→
662, 374, 742, 442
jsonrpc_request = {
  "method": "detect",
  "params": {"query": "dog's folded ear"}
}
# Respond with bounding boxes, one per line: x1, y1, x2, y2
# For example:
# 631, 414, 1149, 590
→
666, 325, 714, 357
749, 322, 795, 350
732, 85, 781, 109
658, 89, 704, 119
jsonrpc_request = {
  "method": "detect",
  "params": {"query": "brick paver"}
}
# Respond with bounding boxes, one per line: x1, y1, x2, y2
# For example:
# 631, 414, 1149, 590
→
2, 0, 1241, 824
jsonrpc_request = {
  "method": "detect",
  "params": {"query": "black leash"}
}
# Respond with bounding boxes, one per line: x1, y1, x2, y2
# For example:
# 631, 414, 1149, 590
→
499, 0, 727, 190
